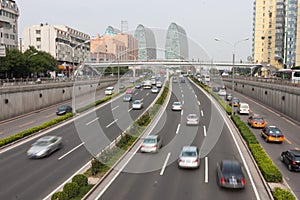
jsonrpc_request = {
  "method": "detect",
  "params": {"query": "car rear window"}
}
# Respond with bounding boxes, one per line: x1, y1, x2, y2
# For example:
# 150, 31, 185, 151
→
144, 138, 156, 143
222, 163, 243, 176
253, 117, 263, 121
294, 156, 300, 161
182, 151, 196, 157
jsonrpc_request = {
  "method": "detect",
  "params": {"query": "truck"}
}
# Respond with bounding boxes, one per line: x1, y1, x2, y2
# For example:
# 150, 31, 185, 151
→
143, 80, 152, 89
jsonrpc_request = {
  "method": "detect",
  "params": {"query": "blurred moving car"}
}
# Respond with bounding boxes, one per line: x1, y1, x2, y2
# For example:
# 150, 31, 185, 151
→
125, 88, 134, 94
135, 83, 142, 89
172, 101, 182, 111
229, 97, 240, 107
27, 136, 62, 158
132, 99, 143, 109
212, 86, 220, 92
226, 93, 233, 101
123, 94, 133, 102
281, 150, 300, 171
261, 125, 284, 143
156, 81, 162, 88
173, 77, 178, 83
140, 135, 162, 153
218, 89, 226, 96
119, 84, 125, 90
178, 146, 200, 169
56, 105, 72, 115
247, 114, 266, 128
180, 78, 186, 83
105, 86, 114, 95
217, 160, 246, 189
151, 86, 159, 93
186, 114, 199, 125
237, 103, 250, 115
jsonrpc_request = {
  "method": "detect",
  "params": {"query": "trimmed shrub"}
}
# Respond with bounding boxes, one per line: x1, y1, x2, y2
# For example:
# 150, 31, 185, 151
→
72, 174, 88, 187
91, 158, 104, 175
63, 182, 79, 199
231, 115, 258, 145
51, 191, 68, 200
273, 187, 295, 200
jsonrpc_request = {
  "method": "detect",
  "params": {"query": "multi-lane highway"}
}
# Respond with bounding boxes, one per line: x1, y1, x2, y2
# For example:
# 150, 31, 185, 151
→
224, 86, 300, 199
0, 82, 158, 200
91, 77, 262, 200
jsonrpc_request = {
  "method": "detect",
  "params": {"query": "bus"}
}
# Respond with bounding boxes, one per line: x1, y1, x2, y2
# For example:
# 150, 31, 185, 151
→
275, 69, 300, 83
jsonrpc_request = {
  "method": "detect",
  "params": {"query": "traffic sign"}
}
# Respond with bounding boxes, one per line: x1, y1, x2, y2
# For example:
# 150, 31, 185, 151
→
0, 45, 6, 57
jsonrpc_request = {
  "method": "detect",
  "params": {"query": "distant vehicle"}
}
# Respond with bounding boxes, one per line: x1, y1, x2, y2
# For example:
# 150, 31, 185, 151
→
186, 114, 199, 125
203, 74, 210, 82
119, 84, 125, 90
226, 93, 233, 101
212, 86, 220, 92
261, 126, 284, 143
237, 103, 250, 115
140, 135, 162, 153
156, 81, 162, 88
130, 79, 135, 83
247, 114, 266, 128
172, 77, 178, 83
229, 97, 240, 107
218, 89, 226, 96
125, 88, 134, 94
280, 150, 300, 171
132, 99, 143, 109
123, 94, 133, 102
172, 101, 182, 111
275, 69, 300, 83
180, 78, 186, 83
135, 83, 142, 89
151, 86, 159, 93
56, 105, 72, 115
217, 160, 246, 189
151, 78, 156, 85
27, 136, 62, 158
105, 86, 114, 95
178, 146, 200, 169
143, 80, 152, 89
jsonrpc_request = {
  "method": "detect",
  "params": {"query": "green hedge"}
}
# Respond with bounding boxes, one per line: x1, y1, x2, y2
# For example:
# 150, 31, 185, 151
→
51, 191, 68, 200
231, 115, 258, 145
273, 187, 295, 200
63, 182, 79, 199
72, 174, 88, 187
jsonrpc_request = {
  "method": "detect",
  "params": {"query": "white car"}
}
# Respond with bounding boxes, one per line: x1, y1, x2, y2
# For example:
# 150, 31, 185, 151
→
186, 114, 199, 125
132, 100, 143, 109
178, 146, 200, 169
172, 101, 182, 111
151, 86, 159, 93
238, 103, 250, 114
218, 89, 226, 96
156, 81, 162, 88
105, 87, 114, 95
140, 135, 162, 153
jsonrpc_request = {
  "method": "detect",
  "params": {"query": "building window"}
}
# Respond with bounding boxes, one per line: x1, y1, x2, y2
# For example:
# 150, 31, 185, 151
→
36, 37, 41, 42
36, 30, 41, 34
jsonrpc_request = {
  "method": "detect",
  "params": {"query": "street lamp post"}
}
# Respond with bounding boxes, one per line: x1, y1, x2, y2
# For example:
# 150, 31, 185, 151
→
27, 52, 38, 78
214, 37, 249, 117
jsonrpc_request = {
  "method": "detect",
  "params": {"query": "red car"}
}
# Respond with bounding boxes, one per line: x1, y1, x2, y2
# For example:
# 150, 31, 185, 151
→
125, 88, 134, 94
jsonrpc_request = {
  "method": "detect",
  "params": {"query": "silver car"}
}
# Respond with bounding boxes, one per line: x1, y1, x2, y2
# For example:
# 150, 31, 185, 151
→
178, 146, 200, 169
132, 99, 143, 109
186, 114, 199, 125
27, 136, 62, 158
172, 101, 182, 111
140, 135, 162, 153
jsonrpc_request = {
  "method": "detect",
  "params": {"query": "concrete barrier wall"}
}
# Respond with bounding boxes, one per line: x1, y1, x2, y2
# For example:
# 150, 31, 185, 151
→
0, 79, 117, 121
222, 78, 300, 123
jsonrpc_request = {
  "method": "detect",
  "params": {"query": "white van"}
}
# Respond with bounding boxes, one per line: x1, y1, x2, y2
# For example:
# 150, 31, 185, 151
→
238, 103, 250, 115
105, 87, 114, 95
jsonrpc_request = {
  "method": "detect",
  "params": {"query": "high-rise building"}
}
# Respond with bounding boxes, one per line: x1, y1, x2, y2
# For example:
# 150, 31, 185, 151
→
253, 0, 300, 69
165, 22, 189, 60
22, 24, 90, 67
134, 24, 156, 60
0, 0, 19, 49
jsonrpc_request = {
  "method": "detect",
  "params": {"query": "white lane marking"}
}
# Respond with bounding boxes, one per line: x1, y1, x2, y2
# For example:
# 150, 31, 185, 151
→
205, 157, 209, 183
201, 110, 204, 117
112, 105, 119, 111
160, 152, 171, 176
176, 124, 181, 134
141, 98, 144, 101
182, 100, 184, 105
128, 108, 133, 112
86, 117, 99, 126
195, 94, 197, 99
135, 92, 139, 96
182, 94, 184, 98
198, 101, 201, 106
146, 93, 149, 96
203, 126, 207, 137
106, 119, 118, 128
58, 142, 84, 160
181, 110, 183, 116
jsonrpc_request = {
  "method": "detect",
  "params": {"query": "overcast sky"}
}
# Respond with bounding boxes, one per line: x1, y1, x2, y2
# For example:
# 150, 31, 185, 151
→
17, 0, 254, 62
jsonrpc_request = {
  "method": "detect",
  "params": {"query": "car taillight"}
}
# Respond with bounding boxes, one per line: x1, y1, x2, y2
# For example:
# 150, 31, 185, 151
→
141, 145, 144, 148
153, 144, 157, 148
292, 161, 296, 165
178, 159, 182, 163
221, 177, 225, 185
241, 178, 246, 186
280, 136, 284, 139
193, 159, 199, 163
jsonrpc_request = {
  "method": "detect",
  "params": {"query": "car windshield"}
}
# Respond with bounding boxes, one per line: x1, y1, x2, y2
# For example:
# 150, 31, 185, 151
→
133, 101, 140, 104
188, 115, 197, 119
182, 151, 196, 157
253, 117, 263, 121
58, 106, 67, 111
269, 128, 282, 135
222, 163, 243, 177
174, 102, 181, 105
34, 141, 50, 146
143, 138, 156, 143
241, 105, 248, 108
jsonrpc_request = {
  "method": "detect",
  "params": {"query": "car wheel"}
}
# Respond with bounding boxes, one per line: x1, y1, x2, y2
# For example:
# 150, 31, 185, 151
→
280, 155, 284, 162
264, 137, 269, 143
288, 164, 292, 171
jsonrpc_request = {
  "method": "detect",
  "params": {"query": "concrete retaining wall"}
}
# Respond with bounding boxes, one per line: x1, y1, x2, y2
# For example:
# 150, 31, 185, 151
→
0, 79, 117, 121
222, 78, 300, 123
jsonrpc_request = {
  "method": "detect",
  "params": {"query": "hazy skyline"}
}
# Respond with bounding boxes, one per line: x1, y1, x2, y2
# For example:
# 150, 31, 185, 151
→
17, 0, 254, 62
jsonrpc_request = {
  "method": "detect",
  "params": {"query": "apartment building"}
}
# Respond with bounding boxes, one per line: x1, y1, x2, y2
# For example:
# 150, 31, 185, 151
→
0, 0, 19, 49
22, 24, 90, 67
